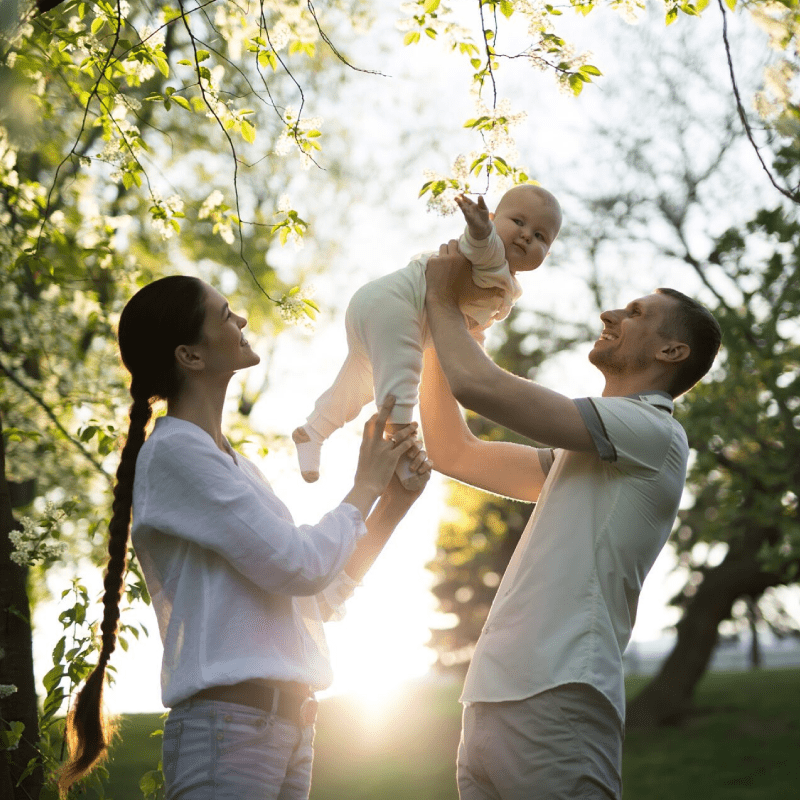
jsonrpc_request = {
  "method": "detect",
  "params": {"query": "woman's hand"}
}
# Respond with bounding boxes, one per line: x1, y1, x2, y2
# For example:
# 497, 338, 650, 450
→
377, 450, 432, 517
345, 448, 432, 582
344, 396, 417, 519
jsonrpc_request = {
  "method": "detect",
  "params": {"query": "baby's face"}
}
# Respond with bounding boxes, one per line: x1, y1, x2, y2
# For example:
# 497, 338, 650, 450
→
493, 186, 562, 273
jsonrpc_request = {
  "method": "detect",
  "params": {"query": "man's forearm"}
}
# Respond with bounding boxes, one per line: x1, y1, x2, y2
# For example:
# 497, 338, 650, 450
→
425, 295, 499, 410
420, 347, 476, 470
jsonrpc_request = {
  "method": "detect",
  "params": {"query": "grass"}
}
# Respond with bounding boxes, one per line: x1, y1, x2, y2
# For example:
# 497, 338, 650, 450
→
102, 668, 800, 799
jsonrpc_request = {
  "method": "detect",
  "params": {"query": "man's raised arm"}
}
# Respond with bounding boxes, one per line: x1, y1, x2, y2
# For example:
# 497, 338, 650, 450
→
424, 240, 596, 454
420, 347, 548, 503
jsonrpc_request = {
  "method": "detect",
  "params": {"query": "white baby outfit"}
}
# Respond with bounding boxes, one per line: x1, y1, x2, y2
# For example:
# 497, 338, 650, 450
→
301, 225, 522, 452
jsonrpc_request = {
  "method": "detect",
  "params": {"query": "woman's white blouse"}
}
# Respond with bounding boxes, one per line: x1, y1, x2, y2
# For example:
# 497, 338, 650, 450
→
131, 416, 366, 707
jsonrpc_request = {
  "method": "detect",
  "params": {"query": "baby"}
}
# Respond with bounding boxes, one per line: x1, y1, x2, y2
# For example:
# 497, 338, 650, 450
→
293, 184, 562, 488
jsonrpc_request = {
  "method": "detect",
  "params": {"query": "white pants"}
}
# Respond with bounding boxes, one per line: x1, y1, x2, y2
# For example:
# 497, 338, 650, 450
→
305, 261, 431, 437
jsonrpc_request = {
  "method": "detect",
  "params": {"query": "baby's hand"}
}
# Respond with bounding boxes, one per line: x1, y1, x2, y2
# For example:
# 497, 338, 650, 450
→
455, 194, 492, 241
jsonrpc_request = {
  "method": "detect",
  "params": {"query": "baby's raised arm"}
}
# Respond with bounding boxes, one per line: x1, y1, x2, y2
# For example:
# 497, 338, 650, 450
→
455, 193, 492, 241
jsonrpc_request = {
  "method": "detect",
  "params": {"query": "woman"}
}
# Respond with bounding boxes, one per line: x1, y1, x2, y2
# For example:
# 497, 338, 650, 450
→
59, 275, 431, 799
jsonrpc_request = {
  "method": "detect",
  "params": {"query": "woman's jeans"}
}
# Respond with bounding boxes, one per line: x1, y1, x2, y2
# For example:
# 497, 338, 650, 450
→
162, 697, 315, 800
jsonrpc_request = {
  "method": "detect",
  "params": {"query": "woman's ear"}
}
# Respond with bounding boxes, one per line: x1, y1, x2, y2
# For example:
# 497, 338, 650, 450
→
174, 344, 205, 373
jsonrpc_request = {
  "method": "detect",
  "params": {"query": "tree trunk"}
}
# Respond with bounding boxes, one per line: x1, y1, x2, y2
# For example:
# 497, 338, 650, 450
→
747, 597, 761, 670
0, 412, 43, 800
626, 531, 794, 728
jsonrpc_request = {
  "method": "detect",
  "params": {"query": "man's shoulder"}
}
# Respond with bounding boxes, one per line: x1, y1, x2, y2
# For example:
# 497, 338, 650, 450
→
575, 394, 686, 466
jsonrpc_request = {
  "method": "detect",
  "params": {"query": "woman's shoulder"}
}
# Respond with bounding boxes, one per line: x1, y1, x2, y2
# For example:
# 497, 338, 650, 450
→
139, 416, 233, 473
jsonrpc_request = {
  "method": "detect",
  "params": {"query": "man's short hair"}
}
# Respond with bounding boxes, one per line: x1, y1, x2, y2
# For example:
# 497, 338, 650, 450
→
656, 288, 722, 397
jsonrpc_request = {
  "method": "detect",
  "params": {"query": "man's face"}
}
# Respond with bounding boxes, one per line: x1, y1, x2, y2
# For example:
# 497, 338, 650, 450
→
588, 293, 678, 376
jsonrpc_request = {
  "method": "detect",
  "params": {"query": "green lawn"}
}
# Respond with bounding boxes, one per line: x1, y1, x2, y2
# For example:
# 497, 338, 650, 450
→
102, 668, 800, 799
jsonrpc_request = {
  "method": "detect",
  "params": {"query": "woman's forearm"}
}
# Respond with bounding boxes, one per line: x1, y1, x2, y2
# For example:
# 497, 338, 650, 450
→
344, 488, 416, 581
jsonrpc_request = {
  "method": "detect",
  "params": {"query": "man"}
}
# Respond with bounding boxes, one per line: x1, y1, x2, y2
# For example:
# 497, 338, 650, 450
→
420, 241, 722, 800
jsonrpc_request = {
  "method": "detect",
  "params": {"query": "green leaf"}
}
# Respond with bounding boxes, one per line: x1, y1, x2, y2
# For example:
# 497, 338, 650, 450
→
196, 49, 211, 62
423, 0, 441, 12
52, 636, 66, 665
90, 17, 105, 35
241, 120, 256, 143
258, 49, 277, 70
172, 95, 191, 111
42, 666, 64, 694
0, 721, 24, 751
403, 30, 421, 46
499, 0, 514, 17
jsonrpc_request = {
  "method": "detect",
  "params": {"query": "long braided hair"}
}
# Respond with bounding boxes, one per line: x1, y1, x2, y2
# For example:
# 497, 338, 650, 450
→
58, 276, 206, 797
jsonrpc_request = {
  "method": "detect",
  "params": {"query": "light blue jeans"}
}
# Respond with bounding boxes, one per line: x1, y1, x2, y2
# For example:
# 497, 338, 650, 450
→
162, 698, 315, 800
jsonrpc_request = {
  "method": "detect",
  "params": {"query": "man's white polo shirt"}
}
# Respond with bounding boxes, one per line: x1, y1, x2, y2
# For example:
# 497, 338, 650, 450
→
460, 392, 688, 725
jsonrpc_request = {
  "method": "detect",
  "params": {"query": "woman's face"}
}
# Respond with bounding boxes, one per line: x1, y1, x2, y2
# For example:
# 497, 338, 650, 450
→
195, 283, 261, 376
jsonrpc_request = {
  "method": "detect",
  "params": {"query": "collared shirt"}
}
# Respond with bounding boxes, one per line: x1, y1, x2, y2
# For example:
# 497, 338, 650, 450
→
460, 392, 687, 725
131, 416, 365, 708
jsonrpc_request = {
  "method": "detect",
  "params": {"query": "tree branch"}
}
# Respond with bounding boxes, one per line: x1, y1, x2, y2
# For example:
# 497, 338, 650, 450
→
0, 356, 110, 482
717, 0, 800, 204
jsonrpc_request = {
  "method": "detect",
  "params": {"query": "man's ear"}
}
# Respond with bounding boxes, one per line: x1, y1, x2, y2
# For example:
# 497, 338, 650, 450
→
656, 341, 690, 365
174, 344, 205, 373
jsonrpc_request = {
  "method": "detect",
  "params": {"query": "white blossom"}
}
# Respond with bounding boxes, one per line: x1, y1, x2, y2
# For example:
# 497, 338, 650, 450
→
0, 685, 17, 699
199, 189, 225, 219
9, 515, 67, 567
270, 21, 291, 50
278, 285, 315, 328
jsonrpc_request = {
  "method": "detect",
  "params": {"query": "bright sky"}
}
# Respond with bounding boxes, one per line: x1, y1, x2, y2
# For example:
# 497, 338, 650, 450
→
32, 3, 779, 714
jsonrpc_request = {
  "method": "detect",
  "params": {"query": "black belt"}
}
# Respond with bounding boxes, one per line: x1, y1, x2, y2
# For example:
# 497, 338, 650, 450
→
193, 679, 318, 725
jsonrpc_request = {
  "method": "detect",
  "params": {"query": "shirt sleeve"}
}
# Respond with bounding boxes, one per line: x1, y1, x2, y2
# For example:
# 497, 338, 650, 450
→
316, 571, 360, 622
573, 396, 675, 472
134, 431, 366, 596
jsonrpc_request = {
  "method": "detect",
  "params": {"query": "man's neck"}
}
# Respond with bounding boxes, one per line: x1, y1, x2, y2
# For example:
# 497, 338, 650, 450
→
601, 374, 672, 399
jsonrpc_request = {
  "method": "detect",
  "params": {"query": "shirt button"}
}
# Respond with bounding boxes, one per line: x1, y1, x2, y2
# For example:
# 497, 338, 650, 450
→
224, 715, 232, 722
217, 732, 224, 741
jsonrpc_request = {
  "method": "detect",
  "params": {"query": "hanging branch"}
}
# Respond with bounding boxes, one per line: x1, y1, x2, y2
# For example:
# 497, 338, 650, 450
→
177, 0, 274, 302
0, 357, 110, 481
717, 0, 800, 204
306, 0, 387, 77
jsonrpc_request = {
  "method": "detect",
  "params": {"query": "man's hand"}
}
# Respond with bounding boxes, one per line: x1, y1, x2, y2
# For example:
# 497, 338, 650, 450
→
426, 240, 502, 316
455, 193, 492, 241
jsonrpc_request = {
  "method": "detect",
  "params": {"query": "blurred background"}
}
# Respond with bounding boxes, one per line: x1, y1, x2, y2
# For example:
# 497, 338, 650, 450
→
2, 0, 799, 797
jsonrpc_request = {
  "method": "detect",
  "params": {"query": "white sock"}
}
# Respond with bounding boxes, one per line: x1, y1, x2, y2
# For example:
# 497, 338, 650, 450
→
395, 455, 425, 492
293, 426, 322, 483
